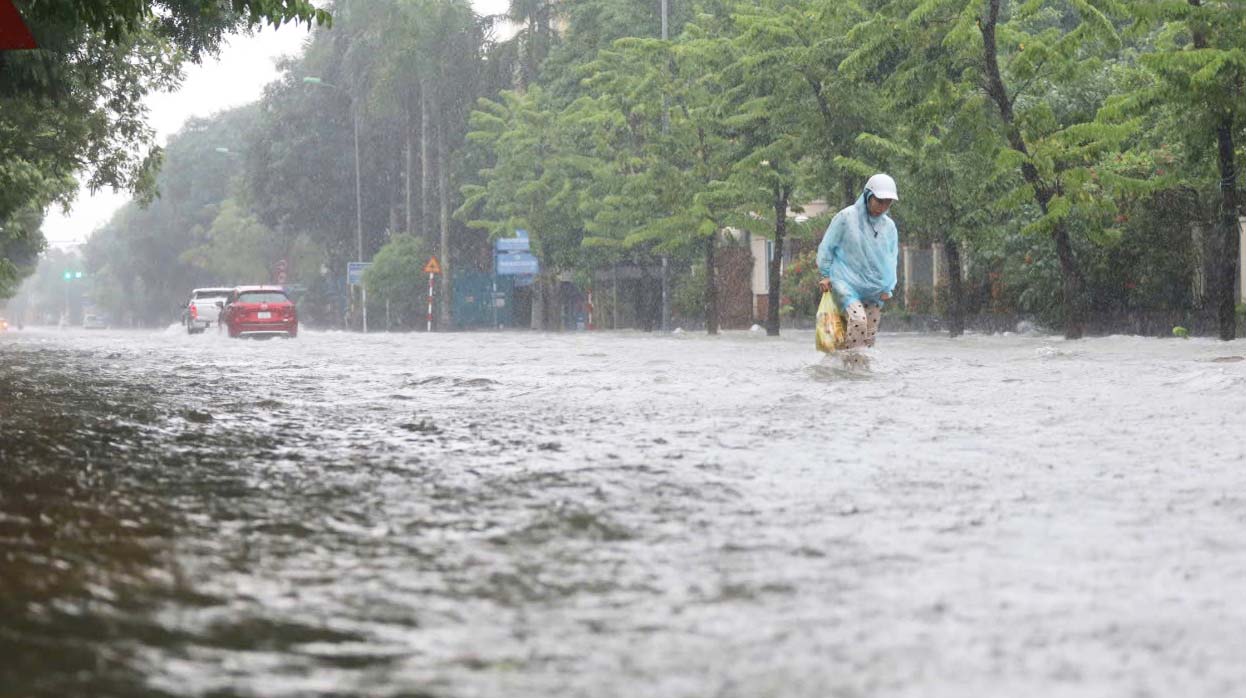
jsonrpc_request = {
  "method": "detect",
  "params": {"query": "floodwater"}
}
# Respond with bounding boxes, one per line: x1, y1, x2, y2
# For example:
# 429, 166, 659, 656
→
2, 326, 1245, 697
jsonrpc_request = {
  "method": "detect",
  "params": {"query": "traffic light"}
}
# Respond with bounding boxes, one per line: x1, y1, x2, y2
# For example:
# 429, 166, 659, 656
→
75, 271, 83, 279
63, 271, 71, 280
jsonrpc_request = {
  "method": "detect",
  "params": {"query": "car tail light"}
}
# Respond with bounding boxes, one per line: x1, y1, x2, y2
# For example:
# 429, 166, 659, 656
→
190, 305, 198, 319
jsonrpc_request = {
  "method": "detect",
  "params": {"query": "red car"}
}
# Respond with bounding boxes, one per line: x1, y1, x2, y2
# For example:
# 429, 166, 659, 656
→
220, 286, 298, 338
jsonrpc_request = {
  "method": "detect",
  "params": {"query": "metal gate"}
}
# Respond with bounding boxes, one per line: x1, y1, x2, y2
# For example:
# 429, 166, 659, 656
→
452, 272, 514, 328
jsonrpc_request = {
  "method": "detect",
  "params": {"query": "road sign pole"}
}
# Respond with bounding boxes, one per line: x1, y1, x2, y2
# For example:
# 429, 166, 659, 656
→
422, 256, 442, 332
362, 285, 368, 334
427, 272, 435, 332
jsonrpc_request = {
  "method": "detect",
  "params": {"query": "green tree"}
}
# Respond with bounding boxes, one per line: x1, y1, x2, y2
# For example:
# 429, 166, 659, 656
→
1119, 0, 1246, 339
837, 0, 1014, 337
576, 19, 753, 335
848, 0, 1143, 339
726, 0, 829, 335
244, 0, 483, 330
460, 87, 599, 328
505, 0, 556, 89
363, 233, 431, 328
0, 0, 328, 299
83, 109, 256, 324
180, 200, 282, 283
0, 207, 45, 299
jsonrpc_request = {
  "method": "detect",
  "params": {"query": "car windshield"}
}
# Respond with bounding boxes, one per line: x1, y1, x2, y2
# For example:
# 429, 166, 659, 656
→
237, 291, 289, 303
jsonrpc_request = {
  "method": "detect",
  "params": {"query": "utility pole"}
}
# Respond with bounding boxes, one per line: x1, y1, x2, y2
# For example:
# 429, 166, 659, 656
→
304, 76, 367, 333
660, 0, 671, 332
353, 101, 368, 333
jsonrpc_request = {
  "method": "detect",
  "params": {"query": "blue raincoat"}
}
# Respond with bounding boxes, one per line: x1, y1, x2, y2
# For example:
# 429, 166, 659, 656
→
816, 190, 899, 310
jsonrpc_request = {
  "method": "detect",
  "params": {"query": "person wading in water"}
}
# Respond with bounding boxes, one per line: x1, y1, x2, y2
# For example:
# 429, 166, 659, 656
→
816, 173, 900, 362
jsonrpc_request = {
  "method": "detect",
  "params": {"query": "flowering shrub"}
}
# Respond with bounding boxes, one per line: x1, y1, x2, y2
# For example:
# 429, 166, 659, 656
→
779, 250, 821, 319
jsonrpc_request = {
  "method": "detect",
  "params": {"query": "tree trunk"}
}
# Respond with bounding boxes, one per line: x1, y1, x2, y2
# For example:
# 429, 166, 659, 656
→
1189, 2, 1240, 339
1213, 119, 1240, 340
552, 274, 564, 331
405, 109, 414, 236
981, 0, 1085, 339
612, 263, 619, 330
705, 233, 719, 335
436, 102, 451, 330
942, 237, 965, 337
767, 184, 789, 336
530, 274, 544, 330
1052, 222, 1086, 338
420, 82, 431, 244
521, 14, 538, 89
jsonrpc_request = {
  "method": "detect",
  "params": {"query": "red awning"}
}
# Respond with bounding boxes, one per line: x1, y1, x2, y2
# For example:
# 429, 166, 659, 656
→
0, 0, 37, 50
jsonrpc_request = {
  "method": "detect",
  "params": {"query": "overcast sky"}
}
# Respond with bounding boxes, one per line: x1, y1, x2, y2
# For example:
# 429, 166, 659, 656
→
43, 0, 512, 250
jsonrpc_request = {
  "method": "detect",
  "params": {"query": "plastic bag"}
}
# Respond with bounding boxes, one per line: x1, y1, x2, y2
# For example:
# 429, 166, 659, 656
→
815, 290, 846, 353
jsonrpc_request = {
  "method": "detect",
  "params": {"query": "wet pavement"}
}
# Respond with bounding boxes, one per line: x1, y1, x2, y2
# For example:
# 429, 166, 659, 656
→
2, 326, 1246, 697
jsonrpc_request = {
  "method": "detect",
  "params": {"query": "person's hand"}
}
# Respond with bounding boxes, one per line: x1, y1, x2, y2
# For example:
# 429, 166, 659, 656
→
818, 278, 831, 292
880, 291, 892, 301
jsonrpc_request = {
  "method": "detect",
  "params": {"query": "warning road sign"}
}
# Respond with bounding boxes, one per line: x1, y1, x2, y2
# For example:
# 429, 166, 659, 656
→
423, 257, 442, 274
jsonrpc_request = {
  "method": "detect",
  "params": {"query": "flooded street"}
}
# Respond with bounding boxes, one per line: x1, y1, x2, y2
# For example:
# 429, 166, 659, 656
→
3, 327, 1246, 697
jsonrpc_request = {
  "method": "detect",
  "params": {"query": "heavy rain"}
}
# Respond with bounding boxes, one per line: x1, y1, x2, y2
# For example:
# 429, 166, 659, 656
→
3, 1, 1246, 697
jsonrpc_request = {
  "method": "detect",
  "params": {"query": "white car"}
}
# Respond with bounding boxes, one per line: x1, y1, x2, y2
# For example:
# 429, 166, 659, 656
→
183, 287, 232, 334
83, 313, 110, 330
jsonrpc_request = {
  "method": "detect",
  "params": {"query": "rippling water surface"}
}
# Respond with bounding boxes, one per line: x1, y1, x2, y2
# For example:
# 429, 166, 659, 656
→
2, 327, 1245, 697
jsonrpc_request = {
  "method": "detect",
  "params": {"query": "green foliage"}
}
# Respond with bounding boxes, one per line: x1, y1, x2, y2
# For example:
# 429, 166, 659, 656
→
1, 0, 330, 300
778, 249, 821, 320
363, 233, 431, 326
180, 200, 283, 283
83, 107, 259, 323
459, 87, 598, 272
4, 246, 88, 324
12, 0, 1239, 335
17, 1, 328, 53
671, 262, 707, 321
0, 206, 45, 299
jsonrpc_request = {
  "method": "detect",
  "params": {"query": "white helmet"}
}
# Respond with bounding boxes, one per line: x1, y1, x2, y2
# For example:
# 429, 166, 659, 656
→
865, 173, 899, 201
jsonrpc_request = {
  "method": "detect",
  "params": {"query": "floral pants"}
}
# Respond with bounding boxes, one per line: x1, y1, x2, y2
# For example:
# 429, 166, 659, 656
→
842, 301, 881, 349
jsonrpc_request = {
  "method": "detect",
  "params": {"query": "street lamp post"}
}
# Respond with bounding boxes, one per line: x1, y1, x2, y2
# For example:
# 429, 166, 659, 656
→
304, 76, 367, 333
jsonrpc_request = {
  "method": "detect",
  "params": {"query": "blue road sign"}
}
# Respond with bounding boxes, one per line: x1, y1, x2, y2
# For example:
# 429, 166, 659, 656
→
347, 262, 372, 285
496, 252, 540, 276
495, 230, 539, 276
495, 229, 530, 252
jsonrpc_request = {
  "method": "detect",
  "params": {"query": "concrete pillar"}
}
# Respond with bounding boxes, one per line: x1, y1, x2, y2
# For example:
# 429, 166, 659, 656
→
1238, 217, 1245, 304
1191, 224, 1206, 304
902, 244, 912, 307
